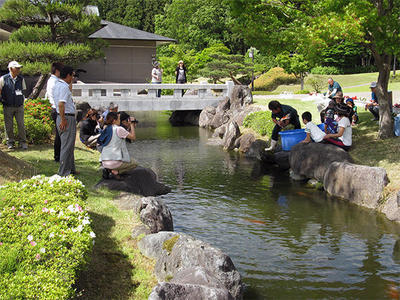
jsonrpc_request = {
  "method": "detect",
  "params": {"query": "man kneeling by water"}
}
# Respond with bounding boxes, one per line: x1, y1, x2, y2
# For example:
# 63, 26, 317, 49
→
99, 112, 137, 180
265, 100, 301, 152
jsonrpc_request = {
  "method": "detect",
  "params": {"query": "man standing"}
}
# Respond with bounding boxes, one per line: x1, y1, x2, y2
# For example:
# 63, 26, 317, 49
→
365, 81, 379, 121
45, 62, 64, 161
0, 61, 28, 149
53, 66, 76, 176
326, 78, 342, 99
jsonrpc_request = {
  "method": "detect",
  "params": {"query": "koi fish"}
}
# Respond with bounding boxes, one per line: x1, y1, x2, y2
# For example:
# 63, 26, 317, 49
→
387, 284, 400, 300
296, 191, 308, 197
244, 218, 267, 225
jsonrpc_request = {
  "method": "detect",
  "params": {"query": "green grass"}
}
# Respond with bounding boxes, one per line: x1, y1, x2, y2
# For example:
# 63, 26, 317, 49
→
7, 140, 157, 300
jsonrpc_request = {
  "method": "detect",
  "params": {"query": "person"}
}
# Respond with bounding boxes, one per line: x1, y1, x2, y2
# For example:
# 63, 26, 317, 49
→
100, 112, 137, 180
175, 60, 187, 96
265, 100, 301, 151
323, 103, 352, 151
119, 111, 137, 143
80, 108, 100, 148
345, 98, 358, 125
300, 111, 325, 143
53, 65, 77, 176
45, 62, 64, 161
101, 102, 118, 120
326, 78, 342, 99
151, 61, 163, 97
0, 61, 28, 150
365, 81, 379, 120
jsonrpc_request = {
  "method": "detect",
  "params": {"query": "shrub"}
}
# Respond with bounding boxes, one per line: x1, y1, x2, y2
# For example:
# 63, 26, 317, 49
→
0, 175, 94, 299
295, 90, 310, 94
243, 111, 275, 136
307, 75, 326, 93
0, 98, 53, 144
310, 66, 341, 75
253, 67, 298, 91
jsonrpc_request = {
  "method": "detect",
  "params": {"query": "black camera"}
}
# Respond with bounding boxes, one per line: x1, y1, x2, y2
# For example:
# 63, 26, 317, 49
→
132, 119, 139, 124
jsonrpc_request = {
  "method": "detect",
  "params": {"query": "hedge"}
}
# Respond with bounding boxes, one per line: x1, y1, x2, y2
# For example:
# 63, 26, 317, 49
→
0, 175, 94, 299
243, 111, 275, 136
253, 67, 298, 91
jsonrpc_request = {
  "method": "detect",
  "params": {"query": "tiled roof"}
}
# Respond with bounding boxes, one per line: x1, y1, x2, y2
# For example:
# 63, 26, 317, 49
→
89, 20, 176, 42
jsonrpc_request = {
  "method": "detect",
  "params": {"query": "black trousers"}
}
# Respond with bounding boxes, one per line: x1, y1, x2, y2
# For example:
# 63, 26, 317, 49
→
51, 108, 61, 161
271, 118, 301, 141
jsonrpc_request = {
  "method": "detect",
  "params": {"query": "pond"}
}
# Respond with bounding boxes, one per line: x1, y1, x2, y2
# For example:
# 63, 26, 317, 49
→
128, 111, 400, 299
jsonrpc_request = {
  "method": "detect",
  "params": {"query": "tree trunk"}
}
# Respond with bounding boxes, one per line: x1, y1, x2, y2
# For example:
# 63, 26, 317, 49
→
300, 75, 304, 90
29, 74, 49, 99
374, 53, 394, 139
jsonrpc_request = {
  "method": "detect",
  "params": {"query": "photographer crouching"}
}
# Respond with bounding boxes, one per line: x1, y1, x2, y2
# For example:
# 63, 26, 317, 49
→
99, 111, 138, 180
79, 109, 101, 148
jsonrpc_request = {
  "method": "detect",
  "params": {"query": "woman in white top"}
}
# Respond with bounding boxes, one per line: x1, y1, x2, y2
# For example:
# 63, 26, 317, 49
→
151, 61, 163, 97
323, 103, 352, 151
100, 112, 137, 180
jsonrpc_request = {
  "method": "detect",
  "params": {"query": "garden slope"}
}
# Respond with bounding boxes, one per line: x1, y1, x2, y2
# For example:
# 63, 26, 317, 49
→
0, 148, 35, 185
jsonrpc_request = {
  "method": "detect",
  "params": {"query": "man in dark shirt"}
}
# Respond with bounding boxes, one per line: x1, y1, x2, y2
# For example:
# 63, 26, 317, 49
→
266, 100, 301, 151
326, 78, 342, 99
365, 81, 379, 120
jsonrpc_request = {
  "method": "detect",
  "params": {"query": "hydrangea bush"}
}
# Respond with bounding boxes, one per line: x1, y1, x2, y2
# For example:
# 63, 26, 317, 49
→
0, 175, 94, 299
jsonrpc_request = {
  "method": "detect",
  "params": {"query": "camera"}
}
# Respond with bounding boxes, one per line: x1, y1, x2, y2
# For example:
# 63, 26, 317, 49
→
130, 117, 139, 124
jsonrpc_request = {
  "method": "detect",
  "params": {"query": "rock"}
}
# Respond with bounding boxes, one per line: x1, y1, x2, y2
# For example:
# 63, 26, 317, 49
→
245, 139, 268, 160
199, 106, 216, 128
139, 232, 243, 300
323, 162, 389, 209
231, 106, 261, 127
379, 191, 400, 222
235, 133, 256, 153
210, 110, 230, 129
213, 124, 227, 139
169, 110, 201, 126
289, 143, 353, 181
149, 282, 234, 300
171, 267, 226, 289
113, 192, 142, 210
273, 151, 290, 170
133, 197, 174, 233
289, 169, 307, 181
222, 121, 240, 151
229, 86, 253, 111
132, 224, 152, 238
95, 166, 171, 196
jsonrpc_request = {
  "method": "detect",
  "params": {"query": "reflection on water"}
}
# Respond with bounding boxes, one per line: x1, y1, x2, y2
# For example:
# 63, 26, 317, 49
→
128, 111, 400, 299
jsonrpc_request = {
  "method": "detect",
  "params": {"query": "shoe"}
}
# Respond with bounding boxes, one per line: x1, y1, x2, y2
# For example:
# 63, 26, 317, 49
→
71, 170, 80, 175
102, 168, 110, 179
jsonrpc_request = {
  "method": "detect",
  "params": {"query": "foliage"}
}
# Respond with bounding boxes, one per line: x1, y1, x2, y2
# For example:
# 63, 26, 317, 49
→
155, 0, 246, 53
0, 175, 93, 299
310, 66, 342, 75
243, 111, 275, 136
0, 98, 53, 144
93, 0, 170, 33
0, 0, 105, 75
307, 76, 326, 93
276, 52, 310, 89
244, 48, 277, 76
294, 90, 310, 94
253, 67, 297, 91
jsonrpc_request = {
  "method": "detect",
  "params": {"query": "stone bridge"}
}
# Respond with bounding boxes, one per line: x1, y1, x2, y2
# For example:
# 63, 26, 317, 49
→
72, 82, 234, 111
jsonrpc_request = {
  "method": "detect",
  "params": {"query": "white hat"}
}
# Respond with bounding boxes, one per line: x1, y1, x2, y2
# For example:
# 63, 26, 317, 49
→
370, 82, 377, 88
8, 61, 22, 68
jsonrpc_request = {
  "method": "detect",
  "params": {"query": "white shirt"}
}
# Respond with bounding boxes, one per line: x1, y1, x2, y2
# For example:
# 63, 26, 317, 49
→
53, 79, 75, 114
45, 74, 58, 108
305, 122, 325, 143
338, 117, 352, 146
151, 68, 162, 83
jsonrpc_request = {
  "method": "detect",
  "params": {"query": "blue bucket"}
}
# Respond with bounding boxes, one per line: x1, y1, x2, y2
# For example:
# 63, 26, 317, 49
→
317, 123, 325, 131
279, 129, 306, 151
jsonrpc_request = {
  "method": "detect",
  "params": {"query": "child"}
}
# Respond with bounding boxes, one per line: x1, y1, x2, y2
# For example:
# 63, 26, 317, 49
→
345, 98, 358, 125
323, 99, 338, 134
300, 111, 325, 143
323, 103, 352, 151
265, 100, 301, 151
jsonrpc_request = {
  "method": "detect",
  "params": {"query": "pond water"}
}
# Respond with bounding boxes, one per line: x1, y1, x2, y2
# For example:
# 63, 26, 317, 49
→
128, 111, 400, 299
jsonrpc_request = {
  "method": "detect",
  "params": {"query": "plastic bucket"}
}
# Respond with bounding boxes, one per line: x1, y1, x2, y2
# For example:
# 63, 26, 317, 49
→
279, 129, 306, 151
394, 115, 400, 136
317, 123, 325, 131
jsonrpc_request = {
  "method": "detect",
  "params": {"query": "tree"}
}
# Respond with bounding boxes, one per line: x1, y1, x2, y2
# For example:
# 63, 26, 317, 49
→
0, 0, 104, 98
276, 52, 310, 90
231, 0, 400, 139
155, 0, 246, 53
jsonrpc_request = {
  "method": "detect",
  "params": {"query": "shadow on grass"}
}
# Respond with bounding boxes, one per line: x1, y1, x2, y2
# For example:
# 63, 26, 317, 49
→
74, 211, 137, 300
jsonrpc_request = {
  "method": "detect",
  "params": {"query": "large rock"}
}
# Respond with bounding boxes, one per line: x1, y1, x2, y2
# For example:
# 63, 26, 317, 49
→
95, 166, 171, 196
199, 106, 216, 128
231, 106, 261, 126
222, 121, 240, 151
289, 143, 353, 181
323, 162, 389, 209
133, 197, 173, 233
138, 232, 243, 299
379, 191, 400, 222
235, 133, 256, 153
245, 139, 268, 160
229, 85, 253, 111
213, 124, 227, 139
149, 282, 234, 300
273, 151, 290, 170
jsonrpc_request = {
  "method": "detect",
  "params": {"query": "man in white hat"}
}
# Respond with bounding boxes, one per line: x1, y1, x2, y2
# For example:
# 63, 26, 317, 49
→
365, 81, 379, 120
0, 61, 27, 149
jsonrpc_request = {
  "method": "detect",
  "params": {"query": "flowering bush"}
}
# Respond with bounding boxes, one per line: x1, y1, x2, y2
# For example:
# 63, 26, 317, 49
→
0, 175, 94, 299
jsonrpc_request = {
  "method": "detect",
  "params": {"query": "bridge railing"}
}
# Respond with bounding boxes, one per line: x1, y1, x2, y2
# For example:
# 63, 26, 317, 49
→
71, 81, 234, 111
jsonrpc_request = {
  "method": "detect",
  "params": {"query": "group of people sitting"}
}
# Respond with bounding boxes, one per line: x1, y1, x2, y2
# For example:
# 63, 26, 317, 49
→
79, 103, 138, 180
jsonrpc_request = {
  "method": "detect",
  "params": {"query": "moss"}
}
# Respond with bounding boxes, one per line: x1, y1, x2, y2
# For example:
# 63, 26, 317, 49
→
163, 235, 180, 254
165, 275, 173, 282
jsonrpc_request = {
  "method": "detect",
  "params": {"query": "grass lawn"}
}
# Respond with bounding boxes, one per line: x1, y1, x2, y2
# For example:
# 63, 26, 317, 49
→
5, 140, 156, 300
253, 97, 400, 196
